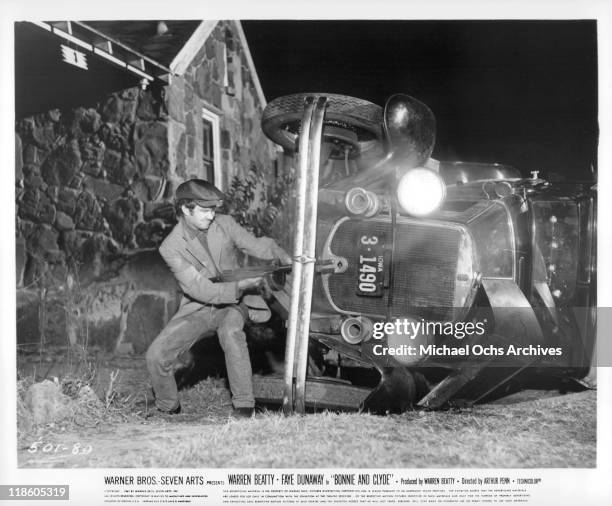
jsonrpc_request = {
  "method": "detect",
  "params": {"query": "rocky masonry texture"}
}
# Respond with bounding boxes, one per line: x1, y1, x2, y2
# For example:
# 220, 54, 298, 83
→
16, 88, 174, 352
15, 20, 279, 354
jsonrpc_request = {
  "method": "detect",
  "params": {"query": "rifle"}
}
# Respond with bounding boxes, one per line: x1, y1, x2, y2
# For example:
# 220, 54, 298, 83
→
210, 263, 292, 291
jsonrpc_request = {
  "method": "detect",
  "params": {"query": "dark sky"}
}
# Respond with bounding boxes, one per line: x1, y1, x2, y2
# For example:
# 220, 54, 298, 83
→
242, 20, 598, 178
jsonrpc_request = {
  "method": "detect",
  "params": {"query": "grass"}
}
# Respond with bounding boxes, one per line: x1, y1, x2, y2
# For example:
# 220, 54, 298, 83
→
142, 390, 595, 468
18, 383, 596, 468
16, 346, 596, 469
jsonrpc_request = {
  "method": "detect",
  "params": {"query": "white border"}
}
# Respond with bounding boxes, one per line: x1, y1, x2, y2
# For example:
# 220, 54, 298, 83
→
1, 2, 611, 506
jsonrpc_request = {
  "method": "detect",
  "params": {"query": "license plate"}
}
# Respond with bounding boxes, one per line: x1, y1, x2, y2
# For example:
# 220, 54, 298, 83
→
356, 233, 385, 297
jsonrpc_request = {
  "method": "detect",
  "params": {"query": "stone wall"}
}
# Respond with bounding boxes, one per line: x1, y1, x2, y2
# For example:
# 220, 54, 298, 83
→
15, 21, 279, 354
166, 21, 278, 191
15, 86, 179, 352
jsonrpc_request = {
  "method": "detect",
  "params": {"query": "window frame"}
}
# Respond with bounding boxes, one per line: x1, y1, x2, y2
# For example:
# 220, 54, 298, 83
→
201, 106, 222, 189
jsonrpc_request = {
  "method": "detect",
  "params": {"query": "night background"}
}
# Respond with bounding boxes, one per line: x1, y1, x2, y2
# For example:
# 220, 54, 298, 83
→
242, 20, 598, 179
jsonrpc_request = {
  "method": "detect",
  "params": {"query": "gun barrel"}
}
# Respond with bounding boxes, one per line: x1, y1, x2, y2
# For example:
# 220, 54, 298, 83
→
211, 265, 292, 283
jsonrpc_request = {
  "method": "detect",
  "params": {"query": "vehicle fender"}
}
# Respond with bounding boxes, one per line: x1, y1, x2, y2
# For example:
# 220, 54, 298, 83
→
481, 278, 544, 345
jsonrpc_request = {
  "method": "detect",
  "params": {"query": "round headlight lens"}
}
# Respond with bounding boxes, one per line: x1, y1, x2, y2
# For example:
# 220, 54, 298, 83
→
396, 167, 446, 216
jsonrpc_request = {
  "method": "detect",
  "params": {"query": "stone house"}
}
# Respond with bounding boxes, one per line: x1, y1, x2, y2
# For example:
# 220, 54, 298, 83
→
15, 20, 285, 355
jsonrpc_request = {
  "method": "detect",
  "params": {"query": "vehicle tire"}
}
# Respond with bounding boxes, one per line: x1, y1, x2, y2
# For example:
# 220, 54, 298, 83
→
253, 374, 371, 412
261, 93, 384, 153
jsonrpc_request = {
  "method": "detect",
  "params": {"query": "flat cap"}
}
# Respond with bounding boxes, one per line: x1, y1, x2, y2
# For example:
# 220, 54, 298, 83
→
175, 179, 226, 207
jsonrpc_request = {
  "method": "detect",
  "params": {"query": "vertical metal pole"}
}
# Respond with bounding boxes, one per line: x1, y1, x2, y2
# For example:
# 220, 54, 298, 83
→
282, 97, 316, 415
294, 96, 327, 414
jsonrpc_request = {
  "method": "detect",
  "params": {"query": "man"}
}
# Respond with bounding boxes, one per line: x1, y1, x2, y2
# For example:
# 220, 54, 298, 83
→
146, 179, 291, 418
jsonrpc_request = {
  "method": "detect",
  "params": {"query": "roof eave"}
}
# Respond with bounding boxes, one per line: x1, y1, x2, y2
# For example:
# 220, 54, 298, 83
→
168, 20, 267, 107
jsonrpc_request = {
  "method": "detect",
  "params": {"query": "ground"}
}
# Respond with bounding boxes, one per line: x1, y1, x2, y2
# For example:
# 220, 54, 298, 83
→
16, 348, 596, 468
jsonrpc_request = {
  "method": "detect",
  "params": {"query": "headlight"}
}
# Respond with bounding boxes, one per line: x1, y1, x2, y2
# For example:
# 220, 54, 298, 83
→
396, 167, 446, 216
340, 316, 374, 344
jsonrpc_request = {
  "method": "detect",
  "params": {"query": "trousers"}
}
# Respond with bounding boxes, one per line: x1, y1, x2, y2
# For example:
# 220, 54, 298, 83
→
145, 304, 254, 411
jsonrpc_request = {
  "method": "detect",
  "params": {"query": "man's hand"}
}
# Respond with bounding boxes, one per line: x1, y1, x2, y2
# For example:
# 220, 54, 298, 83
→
277, 248, 292, 266
237, 276, 264, 292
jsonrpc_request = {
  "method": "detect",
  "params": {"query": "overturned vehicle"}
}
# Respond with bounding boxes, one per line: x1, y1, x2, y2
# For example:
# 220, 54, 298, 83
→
253, 92, 597, 414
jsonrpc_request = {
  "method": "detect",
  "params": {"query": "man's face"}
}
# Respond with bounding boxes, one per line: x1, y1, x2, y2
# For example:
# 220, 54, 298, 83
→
183, 204, 216, 231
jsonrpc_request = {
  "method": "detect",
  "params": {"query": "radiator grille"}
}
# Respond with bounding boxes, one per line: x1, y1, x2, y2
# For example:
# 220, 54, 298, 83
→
326, 219, 462, 320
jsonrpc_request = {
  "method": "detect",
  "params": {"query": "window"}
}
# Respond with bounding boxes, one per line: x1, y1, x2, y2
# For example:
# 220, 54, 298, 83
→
202, 107, 221, 188
202, 118, 214, 183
